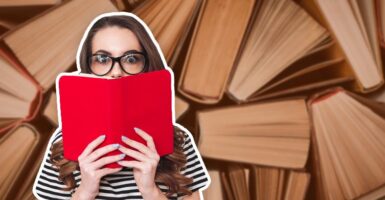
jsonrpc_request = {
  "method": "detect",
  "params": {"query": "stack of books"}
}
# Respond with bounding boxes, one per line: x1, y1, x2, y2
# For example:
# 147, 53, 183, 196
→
1, 0, 385, 199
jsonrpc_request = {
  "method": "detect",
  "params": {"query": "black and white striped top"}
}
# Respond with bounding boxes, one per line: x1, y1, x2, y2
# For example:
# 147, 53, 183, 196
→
32, 128, 210, 200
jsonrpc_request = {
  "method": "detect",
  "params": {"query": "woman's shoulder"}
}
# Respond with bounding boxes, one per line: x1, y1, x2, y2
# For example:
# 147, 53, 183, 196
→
32, 128, 75, 199
173, 124, 211, 195
174, 124, 194, 144
48, 128, 63, 145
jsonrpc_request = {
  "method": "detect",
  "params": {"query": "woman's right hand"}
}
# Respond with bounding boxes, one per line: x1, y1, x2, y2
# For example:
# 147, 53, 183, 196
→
72, 135, 125, 200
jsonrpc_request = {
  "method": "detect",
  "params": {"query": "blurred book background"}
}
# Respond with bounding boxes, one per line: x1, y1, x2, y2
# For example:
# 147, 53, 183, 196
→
1, 0, 385, 199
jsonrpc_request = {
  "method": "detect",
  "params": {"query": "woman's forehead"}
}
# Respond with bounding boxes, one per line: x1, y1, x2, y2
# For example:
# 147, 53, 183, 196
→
91, 26, 142, 56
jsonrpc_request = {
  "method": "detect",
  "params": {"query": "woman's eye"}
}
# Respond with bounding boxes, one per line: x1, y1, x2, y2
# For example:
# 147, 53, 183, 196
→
96, 55, 109, 63
124, 55, 137, 64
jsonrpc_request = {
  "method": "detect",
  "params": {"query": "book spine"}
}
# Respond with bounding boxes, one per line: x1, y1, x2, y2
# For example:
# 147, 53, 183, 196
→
108, 80, 125, 141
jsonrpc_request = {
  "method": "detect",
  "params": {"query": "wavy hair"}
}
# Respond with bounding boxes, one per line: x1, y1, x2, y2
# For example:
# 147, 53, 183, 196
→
51, 15, 193, 198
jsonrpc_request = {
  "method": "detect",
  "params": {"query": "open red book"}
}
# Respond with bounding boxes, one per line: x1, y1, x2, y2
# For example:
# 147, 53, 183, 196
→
57, 69, 174, 168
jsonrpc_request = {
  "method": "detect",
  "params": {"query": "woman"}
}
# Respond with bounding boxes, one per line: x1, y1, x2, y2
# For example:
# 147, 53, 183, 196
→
33, 12, 210, 200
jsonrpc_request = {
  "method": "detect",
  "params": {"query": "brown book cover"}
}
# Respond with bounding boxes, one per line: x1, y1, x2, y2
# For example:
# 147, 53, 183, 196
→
133, 0, 204, 68
0, 46, 42, 135
177, 0, 257, 104
250, 166, 310, 200
0, 123, 44, 199
0, 0, 118, 91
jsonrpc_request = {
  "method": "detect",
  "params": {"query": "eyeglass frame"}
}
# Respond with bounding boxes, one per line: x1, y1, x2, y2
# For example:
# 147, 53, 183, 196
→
87, 50, 148, 76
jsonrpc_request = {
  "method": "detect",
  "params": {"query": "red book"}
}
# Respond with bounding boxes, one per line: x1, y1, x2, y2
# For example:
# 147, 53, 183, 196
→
57, 69, 174, 168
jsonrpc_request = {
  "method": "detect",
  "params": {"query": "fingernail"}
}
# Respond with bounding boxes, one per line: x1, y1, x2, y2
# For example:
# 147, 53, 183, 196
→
119, 154, 125, 159
121, 135, 128, 141
113, 143, 120, 148
99, 135, 106, 140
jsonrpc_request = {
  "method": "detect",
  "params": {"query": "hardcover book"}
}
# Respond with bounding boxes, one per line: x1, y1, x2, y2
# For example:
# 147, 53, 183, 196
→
57, 69, 174, 168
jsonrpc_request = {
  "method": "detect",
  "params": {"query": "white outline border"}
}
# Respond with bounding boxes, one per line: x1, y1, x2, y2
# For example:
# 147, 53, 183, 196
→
32, 11, 211, 199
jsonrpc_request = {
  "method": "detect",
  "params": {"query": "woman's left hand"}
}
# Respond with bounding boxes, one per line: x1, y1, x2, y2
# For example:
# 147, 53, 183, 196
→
117, 127, 164, 199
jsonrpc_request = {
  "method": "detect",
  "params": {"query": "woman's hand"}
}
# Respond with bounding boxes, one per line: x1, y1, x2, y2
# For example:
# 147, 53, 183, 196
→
72, 135, 125, 200
117, 127, 166, 200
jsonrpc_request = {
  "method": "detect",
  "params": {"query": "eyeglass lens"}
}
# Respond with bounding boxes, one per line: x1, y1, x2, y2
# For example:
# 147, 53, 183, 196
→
89, 53, 146, 75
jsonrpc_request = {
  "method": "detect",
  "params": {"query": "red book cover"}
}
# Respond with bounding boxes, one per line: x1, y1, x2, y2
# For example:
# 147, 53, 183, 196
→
57, 69, 174, 168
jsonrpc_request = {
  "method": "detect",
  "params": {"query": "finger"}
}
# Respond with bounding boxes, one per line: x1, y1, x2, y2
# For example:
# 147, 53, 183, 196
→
118, 145, 148, 162
85, 143, 120, 163
133, 127, 157, 153
117, 160, 143, 171
78, 134, 106, 160
121, 136, 152, 157
92, 153, 126, 169
96, 167, 123, 178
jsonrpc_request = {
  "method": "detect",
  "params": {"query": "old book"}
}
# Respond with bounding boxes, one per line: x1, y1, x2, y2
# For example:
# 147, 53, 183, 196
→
368, 0, 385, 104
220, 170, 232, 200
0, 0, 61, 30
133, 0, 204, 68
220, 164, 250, 200
121, 0, 147, 11
178, 0, 256, 104
0, 19, 13, 35
298, 0, 384, 93
352, 0, 382, 70
0, 123, 43, 199
12, 143, 46, 200
110, 0, 128, 11
308, 87, 385, 200
376, 0, 385, 49
43, 91, 58, 126
0, 19, 15, 34
175, 96, 189, 120
284, 170, 310, 200
367, 87, 385, 104
10, 120, 53, 200
227, 0, 333, 103
0, 46, 42, 134
0, 0, 60, 6
203, 169, 225, 200
197, 97, 310, 169
251, 166, 310, 200
254, 167, 285, 200
0, 0, 118, 91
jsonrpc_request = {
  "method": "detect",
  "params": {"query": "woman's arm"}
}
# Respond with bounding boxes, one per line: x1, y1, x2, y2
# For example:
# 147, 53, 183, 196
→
33, 130, 74, 199
117, 127, 167, 200
140, 184, 168, 200
70, 185, 96, 200
70, 135, 124, 199
177, 128, 210, 200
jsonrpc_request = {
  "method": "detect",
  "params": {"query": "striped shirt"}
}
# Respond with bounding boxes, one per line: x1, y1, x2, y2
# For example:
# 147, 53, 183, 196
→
32, 128, 210, 199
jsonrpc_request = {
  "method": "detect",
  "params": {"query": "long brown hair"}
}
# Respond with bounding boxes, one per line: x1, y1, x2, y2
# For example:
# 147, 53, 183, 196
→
51, 15, 193, 197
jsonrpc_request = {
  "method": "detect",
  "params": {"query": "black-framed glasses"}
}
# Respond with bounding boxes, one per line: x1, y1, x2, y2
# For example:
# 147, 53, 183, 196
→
88, 50, 148, 76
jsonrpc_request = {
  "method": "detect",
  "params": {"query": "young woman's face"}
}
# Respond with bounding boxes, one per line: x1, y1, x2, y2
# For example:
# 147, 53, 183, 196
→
91, 26, 144, 78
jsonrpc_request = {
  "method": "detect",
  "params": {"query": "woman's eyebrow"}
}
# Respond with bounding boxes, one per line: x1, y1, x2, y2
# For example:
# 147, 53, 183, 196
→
94, 49, 141, 55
